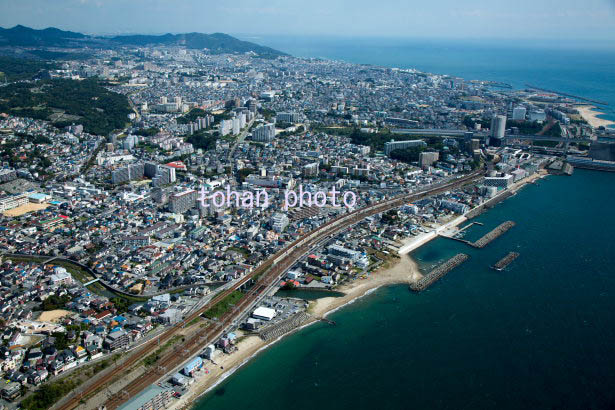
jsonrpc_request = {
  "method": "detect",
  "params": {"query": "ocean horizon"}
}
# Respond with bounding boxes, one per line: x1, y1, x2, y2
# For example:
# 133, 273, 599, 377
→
239, 35, 615, 124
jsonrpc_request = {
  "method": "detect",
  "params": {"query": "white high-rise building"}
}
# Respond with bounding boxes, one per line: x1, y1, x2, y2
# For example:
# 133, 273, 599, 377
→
232, 118, 240, 135
220, 120, 233, 136
512, 107, 527, 121
529, 110, 547, 122
252, 123, 276, 142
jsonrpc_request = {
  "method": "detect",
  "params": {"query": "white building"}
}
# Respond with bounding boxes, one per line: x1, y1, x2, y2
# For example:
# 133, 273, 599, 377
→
49, 267, 72, 286
0, 193, 29, 212
252, 123, 276, 142
384, 140, 427, 156
252, 307, 276, 321
484, 175, 513, 188
529, 109, 547, 122
271, 213, 289, 233
512, 107, 527, 121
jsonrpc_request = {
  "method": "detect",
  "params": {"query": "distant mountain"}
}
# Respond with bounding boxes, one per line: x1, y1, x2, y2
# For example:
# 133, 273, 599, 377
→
0, 25, 86, 47
110, 32, 288, 57
0, 25, 288, 58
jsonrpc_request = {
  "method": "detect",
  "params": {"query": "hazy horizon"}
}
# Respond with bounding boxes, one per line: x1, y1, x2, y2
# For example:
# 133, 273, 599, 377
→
1, 0, 614, 42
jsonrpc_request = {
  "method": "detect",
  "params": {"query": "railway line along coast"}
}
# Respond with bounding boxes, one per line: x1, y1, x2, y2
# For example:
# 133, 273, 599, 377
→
52, 169, 485, 410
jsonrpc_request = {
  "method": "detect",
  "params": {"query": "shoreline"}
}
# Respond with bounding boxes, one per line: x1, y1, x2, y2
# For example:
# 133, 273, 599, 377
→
169, 171, 547, 410
168, 253, 423, 410
575, 104, 615, 128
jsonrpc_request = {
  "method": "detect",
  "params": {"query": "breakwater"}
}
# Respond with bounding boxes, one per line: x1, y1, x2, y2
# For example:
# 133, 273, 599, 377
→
492, 252, 520, 271
258, 312, 310, 341
525, 84, 609, 106
470, 221, 515, 248
409, 253, 470, 292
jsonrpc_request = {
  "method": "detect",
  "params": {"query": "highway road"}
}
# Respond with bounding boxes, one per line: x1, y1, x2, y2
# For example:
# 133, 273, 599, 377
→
55, 168, 485, 410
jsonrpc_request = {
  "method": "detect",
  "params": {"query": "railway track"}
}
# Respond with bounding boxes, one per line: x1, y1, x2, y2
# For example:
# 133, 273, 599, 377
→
56, 169, 484, 410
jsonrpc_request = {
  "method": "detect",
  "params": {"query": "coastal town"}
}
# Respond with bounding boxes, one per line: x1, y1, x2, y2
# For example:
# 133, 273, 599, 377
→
0, 24, 614, 410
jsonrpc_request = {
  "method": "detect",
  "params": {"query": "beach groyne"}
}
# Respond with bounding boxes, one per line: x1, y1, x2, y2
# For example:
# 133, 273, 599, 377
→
258, 312, 310, 341
470, 221, 515, 248
492, 252, 520, 271
409, 253, 469, 292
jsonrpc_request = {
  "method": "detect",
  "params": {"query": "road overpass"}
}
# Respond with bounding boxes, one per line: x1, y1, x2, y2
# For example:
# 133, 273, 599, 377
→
391, 128, 591, 144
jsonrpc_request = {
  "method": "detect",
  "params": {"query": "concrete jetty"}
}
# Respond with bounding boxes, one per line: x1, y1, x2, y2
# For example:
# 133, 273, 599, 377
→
492, 252, 520, 271
409, 253, 470, 292
470, 221, 516, 248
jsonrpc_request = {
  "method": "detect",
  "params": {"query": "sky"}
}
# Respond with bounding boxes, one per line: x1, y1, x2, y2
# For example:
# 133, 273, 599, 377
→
1, 0, 615, 41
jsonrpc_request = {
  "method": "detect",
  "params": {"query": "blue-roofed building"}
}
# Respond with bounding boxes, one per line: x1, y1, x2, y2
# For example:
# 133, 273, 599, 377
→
183, 357, 203, 376
28, 193, 51, 203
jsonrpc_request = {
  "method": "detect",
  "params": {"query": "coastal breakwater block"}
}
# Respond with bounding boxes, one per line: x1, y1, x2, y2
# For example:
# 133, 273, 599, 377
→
259, 312, 310, 341
409, 253, 470, 292
470, 221, 515, 248
492, 252, 520, 271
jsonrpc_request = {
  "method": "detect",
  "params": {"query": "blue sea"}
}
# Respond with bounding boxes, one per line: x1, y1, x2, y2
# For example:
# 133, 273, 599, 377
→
243, 35, 615, 124
195, 39, 615, 410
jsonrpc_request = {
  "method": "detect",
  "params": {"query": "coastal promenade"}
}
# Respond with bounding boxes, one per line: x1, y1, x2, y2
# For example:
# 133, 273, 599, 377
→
53, 169, 485, 410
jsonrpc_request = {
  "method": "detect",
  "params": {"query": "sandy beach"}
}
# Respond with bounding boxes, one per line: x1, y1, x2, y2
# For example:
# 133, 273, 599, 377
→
167, 172, 546, 410
167, 252, 422, 410
575, 105, 615, 128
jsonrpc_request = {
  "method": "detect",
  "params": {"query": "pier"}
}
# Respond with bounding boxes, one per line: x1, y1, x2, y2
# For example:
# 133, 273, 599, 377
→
492, 252, 520, 271
409, 253, 470, 292
470, 221, 516, 248
456, 221, 484, 234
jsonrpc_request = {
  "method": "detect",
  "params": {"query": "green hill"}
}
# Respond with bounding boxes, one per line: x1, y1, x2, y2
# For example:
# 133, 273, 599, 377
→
0, 78, 132, 135
0, 56, 57, 81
